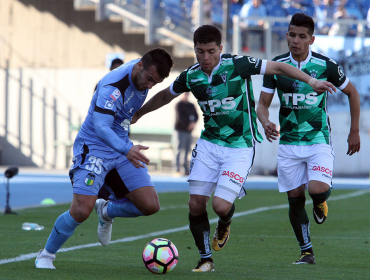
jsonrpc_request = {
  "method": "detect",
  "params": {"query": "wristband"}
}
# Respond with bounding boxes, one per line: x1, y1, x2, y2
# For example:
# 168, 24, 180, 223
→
308, 78, 317, 88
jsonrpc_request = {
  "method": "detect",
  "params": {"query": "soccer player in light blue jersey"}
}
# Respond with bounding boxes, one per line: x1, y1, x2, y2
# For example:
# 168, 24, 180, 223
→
35, 48, 173, 269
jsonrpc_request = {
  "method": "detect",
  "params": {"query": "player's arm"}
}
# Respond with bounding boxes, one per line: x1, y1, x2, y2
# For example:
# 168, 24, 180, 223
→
93, 111, 150, 168
265, 61, 336, 94
132, 86, 178, 124
257, 92, 279, 142
340, 81, 361, 155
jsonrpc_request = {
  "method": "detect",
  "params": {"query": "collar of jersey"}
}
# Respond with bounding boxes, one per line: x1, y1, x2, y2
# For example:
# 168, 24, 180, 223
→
201, 54, 222, 82
289, 49, 312, 69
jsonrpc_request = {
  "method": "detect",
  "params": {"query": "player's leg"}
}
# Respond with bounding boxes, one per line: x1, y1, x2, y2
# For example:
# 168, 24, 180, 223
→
278, 145, 315, 264
183, 132, 192, 175
211, 145, 254, 252
176, 131, 184, 172
188, 183, 216, 272
94, 158, 159, 245
187, 139, 219, 272
307, 144, 334, 224
36, 158, 107, 268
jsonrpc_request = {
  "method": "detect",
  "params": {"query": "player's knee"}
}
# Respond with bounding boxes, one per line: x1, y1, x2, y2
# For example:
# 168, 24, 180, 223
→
188, 198, 207, 216
69, 206, 92, 223
140, 202, 160, 216
212, 203, 232, 217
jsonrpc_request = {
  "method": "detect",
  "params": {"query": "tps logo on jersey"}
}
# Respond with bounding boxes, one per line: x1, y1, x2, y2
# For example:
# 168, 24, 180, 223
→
110, 89, 121, 101
199, 97, 236, 113
283, 92, 318, 106
104, 100, 114, 109
221, 72, 227, 86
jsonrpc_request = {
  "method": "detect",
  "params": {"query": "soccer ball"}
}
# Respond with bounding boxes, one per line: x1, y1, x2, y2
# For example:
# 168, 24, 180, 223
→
142, 238, 179, 274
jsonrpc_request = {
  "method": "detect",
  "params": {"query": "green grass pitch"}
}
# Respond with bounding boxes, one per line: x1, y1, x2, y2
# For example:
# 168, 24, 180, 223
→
0, 189, 369, 280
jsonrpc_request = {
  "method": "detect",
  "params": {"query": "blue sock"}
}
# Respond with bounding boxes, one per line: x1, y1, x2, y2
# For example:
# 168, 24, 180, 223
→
107, 201, 144, 218
45, 210, 81, 254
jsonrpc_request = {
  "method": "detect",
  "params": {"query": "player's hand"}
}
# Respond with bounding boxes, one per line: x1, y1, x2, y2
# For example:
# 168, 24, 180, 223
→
131, 110, 141, 125
347, 130, 360, 156
126, 145, 150, 168
262, 121, 279, 142
313, 80, 336, 94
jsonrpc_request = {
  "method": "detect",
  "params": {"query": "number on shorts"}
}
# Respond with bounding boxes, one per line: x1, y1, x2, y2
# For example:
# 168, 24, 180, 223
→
192, 144, 198, 158
86, 156, 103, 174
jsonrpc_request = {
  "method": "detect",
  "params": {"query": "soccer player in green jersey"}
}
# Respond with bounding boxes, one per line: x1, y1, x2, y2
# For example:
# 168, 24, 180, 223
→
257, 13, 361, 265
133, 24, 335, 272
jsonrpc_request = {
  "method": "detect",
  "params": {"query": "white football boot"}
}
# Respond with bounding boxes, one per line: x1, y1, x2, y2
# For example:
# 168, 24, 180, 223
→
35, 249, 56, 269
95, 199, 113, 246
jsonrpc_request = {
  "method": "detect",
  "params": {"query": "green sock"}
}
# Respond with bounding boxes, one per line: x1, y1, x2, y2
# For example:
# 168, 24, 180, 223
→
218, 203, 235, 224
309, 189, 332, 205
288, 197, 312, 251
189, 212, 212, 258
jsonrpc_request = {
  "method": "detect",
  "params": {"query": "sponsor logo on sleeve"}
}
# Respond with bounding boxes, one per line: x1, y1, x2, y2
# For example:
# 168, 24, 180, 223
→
110, 89, 121, 101
104, 100, 114, 109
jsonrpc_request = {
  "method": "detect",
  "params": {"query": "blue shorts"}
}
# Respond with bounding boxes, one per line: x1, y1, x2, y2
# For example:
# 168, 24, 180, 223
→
69, 145, 154, 197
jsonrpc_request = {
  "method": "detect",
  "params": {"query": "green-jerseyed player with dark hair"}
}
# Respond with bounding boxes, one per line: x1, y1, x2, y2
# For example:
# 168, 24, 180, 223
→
257, 13, 361, 265
133, 24, 336, 272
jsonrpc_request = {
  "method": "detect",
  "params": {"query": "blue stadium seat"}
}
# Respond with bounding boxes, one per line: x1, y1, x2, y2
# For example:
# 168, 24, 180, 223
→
266, 4, 288, 39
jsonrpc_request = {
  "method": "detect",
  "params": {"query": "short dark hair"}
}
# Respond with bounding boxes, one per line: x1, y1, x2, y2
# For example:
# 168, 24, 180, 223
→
140, 48, 173, 79
193, 25, 222, 46
289, 13, 315, 35
110, 58, 123, 68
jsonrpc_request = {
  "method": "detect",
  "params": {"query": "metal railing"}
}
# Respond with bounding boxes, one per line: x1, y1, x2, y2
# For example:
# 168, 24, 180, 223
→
0, 61, 81, 168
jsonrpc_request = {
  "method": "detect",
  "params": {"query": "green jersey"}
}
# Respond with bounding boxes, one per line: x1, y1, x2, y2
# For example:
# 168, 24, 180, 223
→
262, 50, 348, 146
171, 54, 266, 148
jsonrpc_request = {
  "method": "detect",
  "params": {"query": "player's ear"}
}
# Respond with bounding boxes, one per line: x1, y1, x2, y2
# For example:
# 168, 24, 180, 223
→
137, 60, 144, 71
310, 35, 315, 45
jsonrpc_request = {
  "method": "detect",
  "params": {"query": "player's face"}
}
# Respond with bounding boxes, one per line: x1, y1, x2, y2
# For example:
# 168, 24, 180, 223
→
194, 42, 223, 75
286, 25, 315, 61
133, 62, 163, 91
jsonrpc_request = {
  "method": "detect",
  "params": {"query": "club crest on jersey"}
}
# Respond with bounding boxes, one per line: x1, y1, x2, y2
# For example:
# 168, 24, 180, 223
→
110, 89, 121, 101
338, 66, 344, 80
84, 173, 95, 186
221, 73, 227, 86
206, 86, 217, 96
309, 70, 318, 78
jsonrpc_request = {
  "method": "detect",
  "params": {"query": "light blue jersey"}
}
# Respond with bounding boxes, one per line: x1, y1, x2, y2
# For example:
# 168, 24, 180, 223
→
73, 59, 148, 159
70, 59, 154, 196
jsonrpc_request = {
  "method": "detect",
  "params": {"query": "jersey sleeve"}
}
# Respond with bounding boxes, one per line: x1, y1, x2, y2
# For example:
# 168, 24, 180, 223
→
95, 85, 121, 114
261, 74, 276, 94
327, 59, 349, 90
233, 55, 266, 79
170, 70, 190, 96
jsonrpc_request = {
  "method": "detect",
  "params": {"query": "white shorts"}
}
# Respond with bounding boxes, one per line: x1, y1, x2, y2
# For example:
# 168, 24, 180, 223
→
188, 138, 255, 203
277, 144, 335, 192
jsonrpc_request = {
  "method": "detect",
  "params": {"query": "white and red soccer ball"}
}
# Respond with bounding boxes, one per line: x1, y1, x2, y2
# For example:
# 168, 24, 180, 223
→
142, 238, 179, 274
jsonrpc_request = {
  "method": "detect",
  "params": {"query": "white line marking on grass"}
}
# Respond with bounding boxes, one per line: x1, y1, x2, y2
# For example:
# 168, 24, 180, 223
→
0, 189, 368, 266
